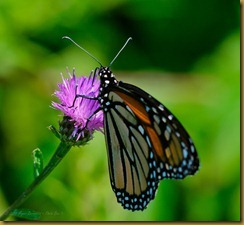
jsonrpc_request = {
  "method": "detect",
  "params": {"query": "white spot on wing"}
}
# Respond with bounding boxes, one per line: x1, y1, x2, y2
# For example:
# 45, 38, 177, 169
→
176, 132, 180, 137
138, 125, 144, 134
153, 115, 160, 124
159, 104, 164, 111
146, 136, 151, 147
164, 131, 170, 143
168, 115, 173, 120
183, 149, 188, 158
152, 107, 157, 113
166, 125, 171, 133
146, 106, 150, 112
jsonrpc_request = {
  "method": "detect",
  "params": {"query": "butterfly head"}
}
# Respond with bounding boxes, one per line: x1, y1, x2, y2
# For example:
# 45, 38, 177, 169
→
98, 66, 118, 87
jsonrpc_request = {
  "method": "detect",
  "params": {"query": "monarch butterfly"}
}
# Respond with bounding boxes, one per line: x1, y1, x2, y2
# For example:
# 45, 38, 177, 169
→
64, 37, 199, 211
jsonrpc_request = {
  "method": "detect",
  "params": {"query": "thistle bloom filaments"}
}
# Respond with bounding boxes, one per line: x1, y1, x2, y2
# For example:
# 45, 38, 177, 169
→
52, 69, 103, 145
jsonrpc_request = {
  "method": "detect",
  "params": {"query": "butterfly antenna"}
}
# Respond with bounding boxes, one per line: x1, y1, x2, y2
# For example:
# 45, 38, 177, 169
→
62, 36, 102, 66
109, 37, 132, 67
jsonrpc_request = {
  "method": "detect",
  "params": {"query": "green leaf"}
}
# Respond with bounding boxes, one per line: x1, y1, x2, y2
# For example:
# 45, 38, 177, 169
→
32, 148, 43, 179
10, 208, 41, 220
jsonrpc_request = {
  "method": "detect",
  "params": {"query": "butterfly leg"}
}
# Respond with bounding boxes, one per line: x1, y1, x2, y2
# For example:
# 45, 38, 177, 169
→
69, 92, 99, 108
70, 91, 102, 131
80, 107, 103, 132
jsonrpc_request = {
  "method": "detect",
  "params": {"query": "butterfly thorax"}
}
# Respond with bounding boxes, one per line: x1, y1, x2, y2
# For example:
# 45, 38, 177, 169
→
97, 67, 119, 111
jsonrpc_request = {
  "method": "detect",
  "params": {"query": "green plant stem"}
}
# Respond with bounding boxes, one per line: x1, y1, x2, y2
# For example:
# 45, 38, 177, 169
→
0, 141, 72, 221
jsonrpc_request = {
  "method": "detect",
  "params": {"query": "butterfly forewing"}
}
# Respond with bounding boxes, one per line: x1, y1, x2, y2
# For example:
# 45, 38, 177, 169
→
118, 82, 199, 179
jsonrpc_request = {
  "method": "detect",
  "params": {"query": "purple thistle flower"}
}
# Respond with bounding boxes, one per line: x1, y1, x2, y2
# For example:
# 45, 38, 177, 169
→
52, 69, 103, 143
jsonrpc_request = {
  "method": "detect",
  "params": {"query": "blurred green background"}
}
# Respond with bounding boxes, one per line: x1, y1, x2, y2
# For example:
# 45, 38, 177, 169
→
0, 0, 240, 221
